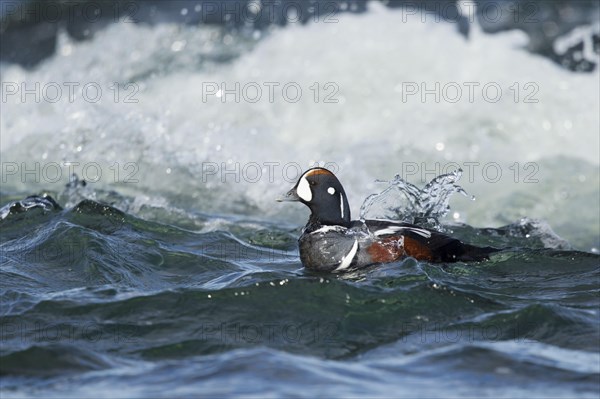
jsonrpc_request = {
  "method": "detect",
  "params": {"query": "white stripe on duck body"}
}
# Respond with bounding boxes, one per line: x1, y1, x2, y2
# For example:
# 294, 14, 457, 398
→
278, 167, 499, 272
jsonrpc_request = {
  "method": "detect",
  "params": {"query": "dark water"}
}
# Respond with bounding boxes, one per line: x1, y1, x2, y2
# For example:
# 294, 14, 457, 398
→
1, 195, 598, 398
1, 0, 599, 397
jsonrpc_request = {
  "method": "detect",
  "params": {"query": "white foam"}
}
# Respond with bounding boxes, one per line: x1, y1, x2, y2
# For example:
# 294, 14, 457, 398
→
1, 2, 598, 248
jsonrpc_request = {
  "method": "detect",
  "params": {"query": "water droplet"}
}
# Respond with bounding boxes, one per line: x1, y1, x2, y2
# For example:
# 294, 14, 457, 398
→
61, 44, 73, 56
542, 120, 552, 130
495, 367, 512, 375
171, 40, 186, 52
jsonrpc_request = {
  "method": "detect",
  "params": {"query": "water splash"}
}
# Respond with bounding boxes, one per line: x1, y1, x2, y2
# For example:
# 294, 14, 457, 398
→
0, 194, 62, 221
359, 169, 474, 229
58, 174, 132, 212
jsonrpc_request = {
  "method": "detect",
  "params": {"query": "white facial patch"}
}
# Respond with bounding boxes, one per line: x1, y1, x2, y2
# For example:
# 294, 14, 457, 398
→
327, 187, 335, 195
340, 193, 345, 218
296, 176, 312, 202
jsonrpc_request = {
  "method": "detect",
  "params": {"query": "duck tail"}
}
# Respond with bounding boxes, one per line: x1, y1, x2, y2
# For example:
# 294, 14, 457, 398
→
403, 226, 501, 263
439, 241, 501, 262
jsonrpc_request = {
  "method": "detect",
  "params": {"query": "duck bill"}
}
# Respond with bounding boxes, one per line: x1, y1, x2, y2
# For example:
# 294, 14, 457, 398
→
276, 188, 300, 202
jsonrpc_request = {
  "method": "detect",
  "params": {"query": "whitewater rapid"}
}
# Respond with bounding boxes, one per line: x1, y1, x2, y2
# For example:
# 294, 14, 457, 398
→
1, 2, 598, 249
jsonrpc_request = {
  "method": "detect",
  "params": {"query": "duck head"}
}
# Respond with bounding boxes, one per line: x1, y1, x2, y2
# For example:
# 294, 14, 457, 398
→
278, 167, 351, 227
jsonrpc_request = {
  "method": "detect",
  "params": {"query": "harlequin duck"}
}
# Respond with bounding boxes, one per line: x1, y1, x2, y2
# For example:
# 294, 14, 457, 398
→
278, 167, 498, 272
